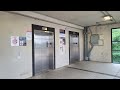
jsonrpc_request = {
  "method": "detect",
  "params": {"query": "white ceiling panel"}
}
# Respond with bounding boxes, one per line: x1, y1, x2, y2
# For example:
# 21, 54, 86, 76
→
108, 11, 120, 23
33, 11, 120, 26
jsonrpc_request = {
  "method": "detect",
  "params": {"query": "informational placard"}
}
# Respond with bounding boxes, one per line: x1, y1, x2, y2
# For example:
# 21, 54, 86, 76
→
11, 36, 19, 46
59, 29, 66, 55
59, 29, 66, 37
26, 31, 32, 40
59, 37, 66, 54
19, 37, 27, 46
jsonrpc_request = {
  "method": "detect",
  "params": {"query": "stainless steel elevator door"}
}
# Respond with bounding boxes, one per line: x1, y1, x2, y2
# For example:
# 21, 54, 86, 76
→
70, 33, 79, 64
34, 30, 54, 75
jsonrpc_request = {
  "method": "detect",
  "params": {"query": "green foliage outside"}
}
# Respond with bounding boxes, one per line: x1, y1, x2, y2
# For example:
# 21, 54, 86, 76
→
112, 51, 120, 63
112, 29, 120, 63
112, 29, 120, 41
112, 42, 120, 50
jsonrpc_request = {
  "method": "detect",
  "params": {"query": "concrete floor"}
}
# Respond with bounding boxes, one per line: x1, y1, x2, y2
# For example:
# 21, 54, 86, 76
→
30, 61, 120, 79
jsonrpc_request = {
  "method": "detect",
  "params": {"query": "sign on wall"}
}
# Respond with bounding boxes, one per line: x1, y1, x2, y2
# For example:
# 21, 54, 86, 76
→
26, 31, 32, 40
59, 29, 66, 55
59, 29, 66, 37
11, 36, 27, 46
11, 36, 19, 46
19, 37, 27, 46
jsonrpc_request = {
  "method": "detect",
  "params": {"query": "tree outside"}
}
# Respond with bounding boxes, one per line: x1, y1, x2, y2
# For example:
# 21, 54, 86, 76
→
112, 28, 120, 63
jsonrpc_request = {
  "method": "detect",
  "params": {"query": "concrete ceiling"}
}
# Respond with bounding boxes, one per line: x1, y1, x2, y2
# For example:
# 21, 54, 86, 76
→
33, 11, 120, 27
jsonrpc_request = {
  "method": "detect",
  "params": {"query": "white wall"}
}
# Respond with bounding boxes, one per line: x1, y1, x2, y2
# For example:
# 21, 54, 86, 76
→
55, 27, 84, 68
89, 23, 120, 63
0, 11, 84, 79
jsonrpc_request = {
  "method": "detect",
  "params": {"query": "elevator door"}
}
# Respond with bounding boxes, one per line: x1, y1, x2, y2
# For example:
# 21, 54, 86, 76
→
34, 30, 54, 75
69, 31, 79, 64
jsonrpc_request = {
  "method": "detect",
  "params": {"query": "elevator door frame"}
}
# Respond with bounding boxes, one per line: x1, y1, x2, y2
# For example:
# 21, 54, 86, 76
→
69, 31, 80, 65
32, 24, 55, 76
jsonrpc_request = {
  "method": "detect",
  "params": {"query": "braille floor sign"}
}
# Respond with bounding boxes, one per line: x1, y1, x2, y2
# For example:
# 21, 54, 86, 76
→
11, 36, 19, 46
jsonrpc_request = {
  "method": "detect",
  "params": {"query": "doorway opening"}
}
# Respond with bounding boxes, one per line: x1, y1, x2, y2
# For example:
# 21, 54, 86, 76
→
32, 24, 55, 76
69, 31, 80, 64
112, 28, 120, 64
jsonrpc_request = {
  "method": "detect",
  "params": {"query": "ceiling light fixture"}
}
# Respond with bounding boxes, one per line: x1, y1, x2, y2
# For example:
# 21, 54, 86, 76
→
42, 27, 48, 30
103, 15, 113, 21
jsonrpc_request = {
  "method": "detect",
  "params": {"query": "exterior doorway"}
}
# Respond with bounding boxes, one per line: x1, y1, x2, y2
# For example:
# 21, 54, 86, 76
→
112, 28, 120, 64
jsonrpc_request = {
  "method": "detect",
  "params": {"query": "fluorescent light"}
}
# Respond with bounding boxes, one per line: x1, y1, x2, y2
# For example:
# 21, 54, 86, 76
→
42, 27, 47, 30
103, 15, 113, 21
44, 28, 47, 30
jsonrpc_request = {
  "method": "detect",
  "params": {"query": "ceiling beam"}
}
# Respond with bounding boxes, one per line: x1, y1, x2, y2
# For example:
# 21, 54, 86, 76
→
87, 21, 120, 27
8, 11, 84, 30
100, 11, 106, 16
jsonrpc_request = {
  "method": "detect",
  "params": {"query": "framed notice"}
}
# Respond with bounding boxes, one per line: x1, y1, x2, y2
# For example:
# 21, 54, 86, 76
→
59, 29, 66, 54
19, 37, 27, 46
26, 31, 32, 40
11, 36, 19, 46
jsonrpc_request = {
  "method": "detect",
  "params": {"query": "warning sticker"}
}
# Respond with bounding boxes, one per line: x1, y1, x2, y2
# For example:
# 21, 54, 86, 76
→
11, 36, 19, 46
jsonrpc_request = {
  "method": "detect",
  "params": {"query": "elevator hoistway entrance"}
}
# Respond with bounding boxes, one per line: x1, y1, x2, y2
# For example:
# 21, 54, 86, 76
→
69, 31, 80, 64
32, 24, 55, 76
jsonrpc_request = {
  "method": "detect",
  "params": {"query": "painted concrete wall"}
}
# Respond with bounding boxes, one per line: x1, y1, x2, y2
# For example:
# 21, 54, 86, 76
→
0, 11, 84, 79
89, 23, 120, 63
